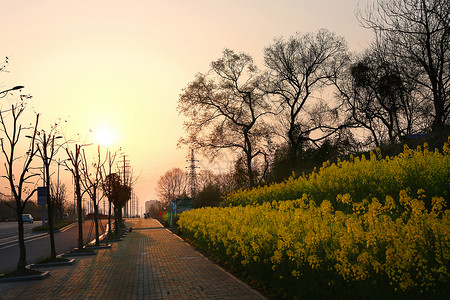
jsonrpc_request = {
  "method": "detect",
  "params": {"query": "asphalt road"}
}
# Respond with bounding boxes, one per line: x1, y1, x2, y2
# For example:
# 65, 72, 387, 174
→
0, 221, 41, 241
0, 220, 108, 274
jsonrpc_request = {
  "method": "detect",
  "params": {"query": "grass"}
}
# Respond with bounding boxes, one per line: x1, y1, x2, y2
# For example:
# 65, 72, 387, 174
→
32, 219, 73, 232
35, 256, 71, 264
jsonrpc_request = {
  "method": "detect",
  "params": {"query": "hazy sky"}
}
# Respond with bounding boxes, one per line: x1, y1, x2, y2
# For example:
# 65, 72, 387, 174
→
1, 0, 372, 211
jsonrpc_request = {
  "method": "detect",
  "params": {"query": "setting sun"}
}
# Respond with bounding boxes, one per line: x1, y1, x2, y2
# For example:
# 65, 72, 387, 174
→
1, 0, 375, 207
94, 126, 117, 146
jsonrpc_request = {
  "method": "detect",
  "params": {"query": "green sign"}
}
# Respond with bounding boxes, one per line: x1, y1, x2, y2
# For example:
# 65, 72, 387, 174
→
176, 198, 193, 213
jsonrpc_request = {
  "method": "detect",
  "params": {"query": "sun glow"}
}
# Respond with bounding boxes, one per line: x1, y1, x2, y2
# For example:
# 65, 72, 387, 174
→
94, 126, 117, 146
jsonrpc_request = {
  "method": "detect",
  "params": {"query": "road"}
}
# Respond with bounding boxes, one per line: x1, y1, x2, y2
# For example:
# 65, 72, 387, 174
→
0, 220, 108, 274
0, 221, 40, 241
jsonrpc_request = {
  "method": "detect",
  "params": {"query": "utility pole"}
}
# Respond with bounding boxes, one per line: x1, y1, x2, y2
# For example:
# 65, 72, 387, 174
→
133, 193, 138, 217
130, 192, 138, 218
130, 192, 135, 217
118, 155, 130, 217
136, 195, 139, 217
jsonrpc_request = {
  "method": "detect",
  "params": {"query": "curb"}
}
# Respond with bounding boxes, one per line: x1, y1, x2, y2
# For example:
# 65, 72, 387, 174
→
0, 271, 50, 283
84, 244, 112, 250
62, 251, 97, 257
28, 259, 75, 269
57, 222, 76, 232
106, 237, 123, 242
30, 222, 75, 234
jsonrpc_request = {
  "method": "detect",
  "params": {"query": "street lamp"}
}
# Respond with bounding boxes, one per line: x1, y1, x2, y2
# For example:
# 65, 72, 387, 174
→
55, 157, 69, 216
56, 158, 68, 189
0, 85, 24, 98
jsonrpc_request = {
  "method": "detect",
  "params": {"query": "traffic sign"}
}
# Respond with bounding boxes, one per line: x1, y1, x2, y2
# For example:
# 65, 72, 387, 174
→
37, 186, 47, 205
172, 201, 177, 212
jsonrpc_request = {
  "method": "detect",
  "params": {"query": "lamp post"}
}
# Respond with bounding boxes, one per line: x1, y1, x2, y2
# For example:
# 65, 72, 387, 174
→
64, 169, 76, 220
55, 157, 69, 218
56, 157, 69, 192
0, 85, 24, 98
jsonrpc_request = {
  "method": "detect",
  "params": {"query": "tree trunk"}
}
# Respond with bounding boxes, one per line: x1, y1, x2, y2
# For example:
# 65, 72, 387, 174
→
290, 139, 299, 176
75, 175, 83, 250
432, 98, 445, 133
118, 208, 123, 230
119, 208, 123, 226
16, 204, 27, 270
93, 191, 100, 246
114, 207, 119, 235
244, 132, 255, 188
47, 198, 56, 258
108, 200, 112, 236
246, 154, 254, 188
45, 163, 57, 259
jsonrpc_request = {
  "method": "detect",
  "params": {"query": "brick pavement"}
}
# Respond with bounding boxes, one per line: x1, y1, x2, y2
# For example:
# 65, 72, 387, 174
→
0, 218, 266, 299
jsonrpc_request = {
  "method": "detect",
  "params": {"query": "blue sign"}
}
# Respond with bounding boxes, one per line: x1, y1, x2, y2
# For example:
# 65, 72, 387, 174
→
37, 186, 47, 205
172, 201, 177, 212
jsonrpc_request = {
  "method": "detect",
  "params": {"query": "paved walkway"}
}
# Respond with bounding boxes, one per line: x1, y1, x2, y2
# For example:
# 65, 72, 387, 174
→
0, 218, 266, 299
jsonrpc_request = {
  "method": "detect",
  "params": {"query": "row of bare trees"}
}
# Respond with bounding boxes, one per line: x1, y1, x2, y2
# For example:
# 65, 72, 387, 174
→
156, 168, 238, 209
178, 0, 449, 190
0, 77, 133, 271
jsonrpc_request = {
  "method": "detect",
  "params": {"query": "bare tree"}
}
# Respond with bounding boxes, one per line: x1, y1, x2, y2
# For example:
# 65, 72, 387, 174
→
178, 49, 273, 188
50, 181, 67, 221
263, 29, 349, 172
101, 149, 119, 236
80, 146, 106, 246
334, 43, 431, 147
0, 56, 7, 73
196, 169, 217, 191
64, 144, 87, 250
0, 98, 39, 270
157, 168, 188, 208
103, 172, 130, 234
34, 125, 64, 259
358, 0, 449, 132
0, 58, 25, 98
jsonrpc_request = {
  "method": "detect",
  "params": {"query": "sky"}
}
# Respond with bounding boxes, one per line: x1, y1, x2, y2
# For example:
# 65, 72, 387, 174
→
1, 0, 373, 213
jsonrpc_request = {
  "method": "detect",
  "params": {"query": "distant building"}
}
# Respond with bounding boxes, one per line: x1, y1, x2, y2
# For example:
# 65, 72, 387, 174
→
144, 200, 162, 219
145, 200, 161, 213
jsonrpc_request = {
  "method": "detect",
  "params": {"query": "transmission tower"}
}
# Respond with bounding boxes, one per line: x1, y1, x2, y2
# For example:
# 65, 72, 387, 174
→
187, 148, 199, 203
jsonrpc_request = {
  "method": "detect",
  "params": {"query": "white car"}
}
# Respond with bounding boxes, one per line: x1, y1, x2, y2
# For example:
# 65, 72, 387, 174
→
22, 214, 34, 223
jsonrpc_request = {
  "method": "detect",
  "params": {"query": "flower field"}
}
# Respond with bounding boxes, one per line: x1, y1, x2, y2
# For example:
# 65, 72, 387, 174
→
178, 141, 449, 298
223, 143, 449, 209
